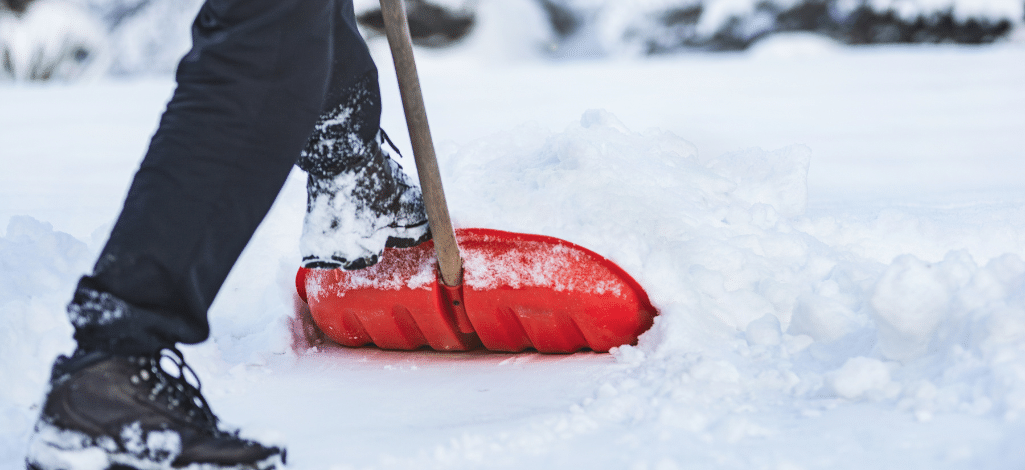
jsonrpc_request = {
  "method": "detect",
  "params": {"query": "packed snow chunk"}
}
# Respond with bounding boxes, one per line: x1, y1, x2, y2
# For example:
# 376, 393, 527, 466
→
706, 144, 811, 219
828, 357, 898, 400
611, 343, 647, 364
1, 216, 91, 300
747, 32, 842, 60
789, 293, 863, 343
1, 216, 90, 466
745, 313, 782, 346
442, 109, 700, 256
855, 252, 1025, 420
689, 358, 742, 384
870, 251, 974, 363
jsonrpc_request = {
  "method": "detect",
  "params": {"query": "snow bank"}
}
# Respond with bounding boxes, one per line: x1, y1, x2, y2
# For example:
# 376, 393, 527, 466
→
3, 92, 1025, 465
0, 217, 85, 464
370, 109, 1025, 467
442, 109, 812, 333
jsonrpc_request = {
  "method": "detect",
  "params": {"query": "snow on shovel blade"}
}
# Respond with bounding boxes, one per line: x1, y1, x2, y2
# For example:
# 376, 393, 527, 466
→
296, 228, 657, 353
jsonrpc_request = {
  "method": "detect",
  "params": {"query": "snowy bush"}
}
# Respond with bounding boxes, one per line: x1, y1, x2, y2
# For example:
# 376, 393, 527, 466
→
0, 0, 110, 81
0, 0, 199, 80
87, 0, 202, 75
2, 0, 1022, 80
540, 0, 1023, 54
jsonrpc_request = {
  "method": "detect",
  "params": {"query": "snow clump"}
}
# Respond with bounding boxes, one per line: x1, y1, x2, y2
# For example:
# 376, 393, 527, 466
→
405, 110, 1025, 466
5, 105, 1025, 467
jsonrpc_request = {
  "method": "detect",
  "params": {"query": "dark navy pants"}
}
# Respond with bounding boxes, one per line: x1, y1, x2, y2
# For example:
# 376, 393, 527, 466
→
70, 0, 379, 355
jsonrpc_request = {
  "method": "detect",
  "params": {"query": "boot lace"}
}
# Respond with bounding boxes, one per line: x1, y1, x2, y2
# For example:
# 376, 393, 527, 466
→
378, 128, 403, 161
131, 347, 221, 435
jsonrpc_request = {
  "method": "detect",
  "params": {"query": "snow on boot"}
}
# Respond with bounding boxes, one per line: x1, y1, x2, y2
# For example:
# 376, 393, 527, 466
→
300, 131, 430, 270
26, 349, 285, 470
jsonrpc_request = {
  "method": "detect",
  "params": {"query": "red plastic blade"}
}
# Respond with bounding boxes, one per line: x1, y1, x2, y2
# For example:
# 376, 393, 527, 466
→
297, 228, 656, 353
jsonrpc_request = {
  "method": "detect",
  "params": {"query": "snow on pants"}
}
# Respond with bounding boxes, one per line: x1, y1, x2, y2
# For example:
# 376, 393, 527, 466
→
68, 0, 379, 355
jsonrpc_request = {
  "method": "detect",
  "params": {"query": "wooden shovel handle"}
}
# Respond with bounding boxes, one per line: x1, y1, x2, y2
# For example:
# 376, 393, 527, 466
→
380, 0, 462, 286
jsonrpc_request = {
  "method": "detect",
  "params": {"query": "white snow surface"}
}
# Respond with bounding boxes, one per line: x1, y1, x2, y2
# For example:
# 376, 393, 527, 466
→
3, 22, 1025, 470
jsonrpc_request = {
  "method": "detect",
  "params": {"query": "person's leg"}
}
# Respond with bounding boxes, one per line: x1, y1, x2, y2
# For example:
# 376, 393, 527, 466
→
71, 0, 335, 356
296, 3, 430, 270
28, 0, 339, 468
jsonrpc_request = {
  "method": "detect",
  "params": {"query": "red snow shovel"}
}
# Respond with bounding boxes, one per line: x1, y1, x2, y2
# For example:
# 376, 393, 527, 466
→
295, 0, 657, 353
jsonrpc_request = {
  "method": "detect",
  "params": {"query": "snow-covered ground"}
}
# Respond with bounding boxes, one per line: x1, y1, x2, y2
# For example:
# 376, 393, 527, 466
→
3, 17, 1025, 470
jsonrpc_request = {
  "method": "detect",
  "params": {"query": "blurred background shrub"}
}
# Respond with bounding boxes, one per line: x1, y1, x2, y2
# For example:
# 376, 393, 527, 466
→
1, 0, 1022, 81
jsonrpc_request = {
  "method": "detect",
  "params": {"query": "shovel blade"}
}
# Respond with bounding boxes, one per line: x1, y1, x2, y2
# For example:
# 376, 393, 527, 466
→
297, 228, 656, 353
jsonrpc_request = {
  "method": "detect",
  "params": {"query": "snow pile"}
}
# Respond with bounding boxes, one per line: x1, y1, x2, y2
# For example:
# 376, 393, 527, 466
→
2, 42, 1025, 466
0, 217, 86, 464
443, 109, 812, 331
358, 109, 1025, 468
529, 249, 1025, 468
870, 253, 1025, 417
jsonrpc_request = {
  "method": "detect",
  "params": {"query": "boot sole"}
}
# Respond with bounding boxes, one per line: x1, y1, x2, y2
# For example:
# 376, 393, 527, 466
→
302, 222, 431, 270
26, 423, 285, 470
384, 223, 431, 249
27, 451, 284, 470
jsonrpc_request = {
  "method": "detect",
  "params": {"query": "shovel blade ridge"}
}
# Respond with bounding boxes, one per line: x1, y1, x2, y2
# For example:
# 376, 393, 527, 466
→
297, 228, 657, 353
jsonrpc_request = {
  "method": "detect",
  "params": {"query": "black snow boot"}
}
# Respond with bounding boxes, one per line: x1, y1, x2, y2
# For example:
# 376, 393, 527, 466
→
25, 349, 285, 470
300, 130, 431, 270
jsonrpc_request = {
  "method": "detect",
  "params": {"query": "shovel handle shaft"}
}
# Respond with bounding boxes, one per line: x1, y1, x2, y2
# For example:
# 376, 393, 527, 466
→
380, 0, 462, 286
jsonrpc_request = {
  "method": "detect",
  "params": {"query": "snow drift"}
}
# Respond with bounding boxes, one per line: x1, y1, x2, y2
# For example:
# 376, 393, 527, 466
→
2, 18, 1025, 468
5, 99, 1025, 466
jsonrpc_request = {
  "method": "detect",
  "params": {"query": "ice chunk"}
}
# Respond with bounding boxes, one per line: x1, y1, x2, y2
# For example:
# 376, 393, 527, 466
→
789, 293, 861, 343
828, 357, 896, 400
870, 252, 974, 363
745, 313, 782, 346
